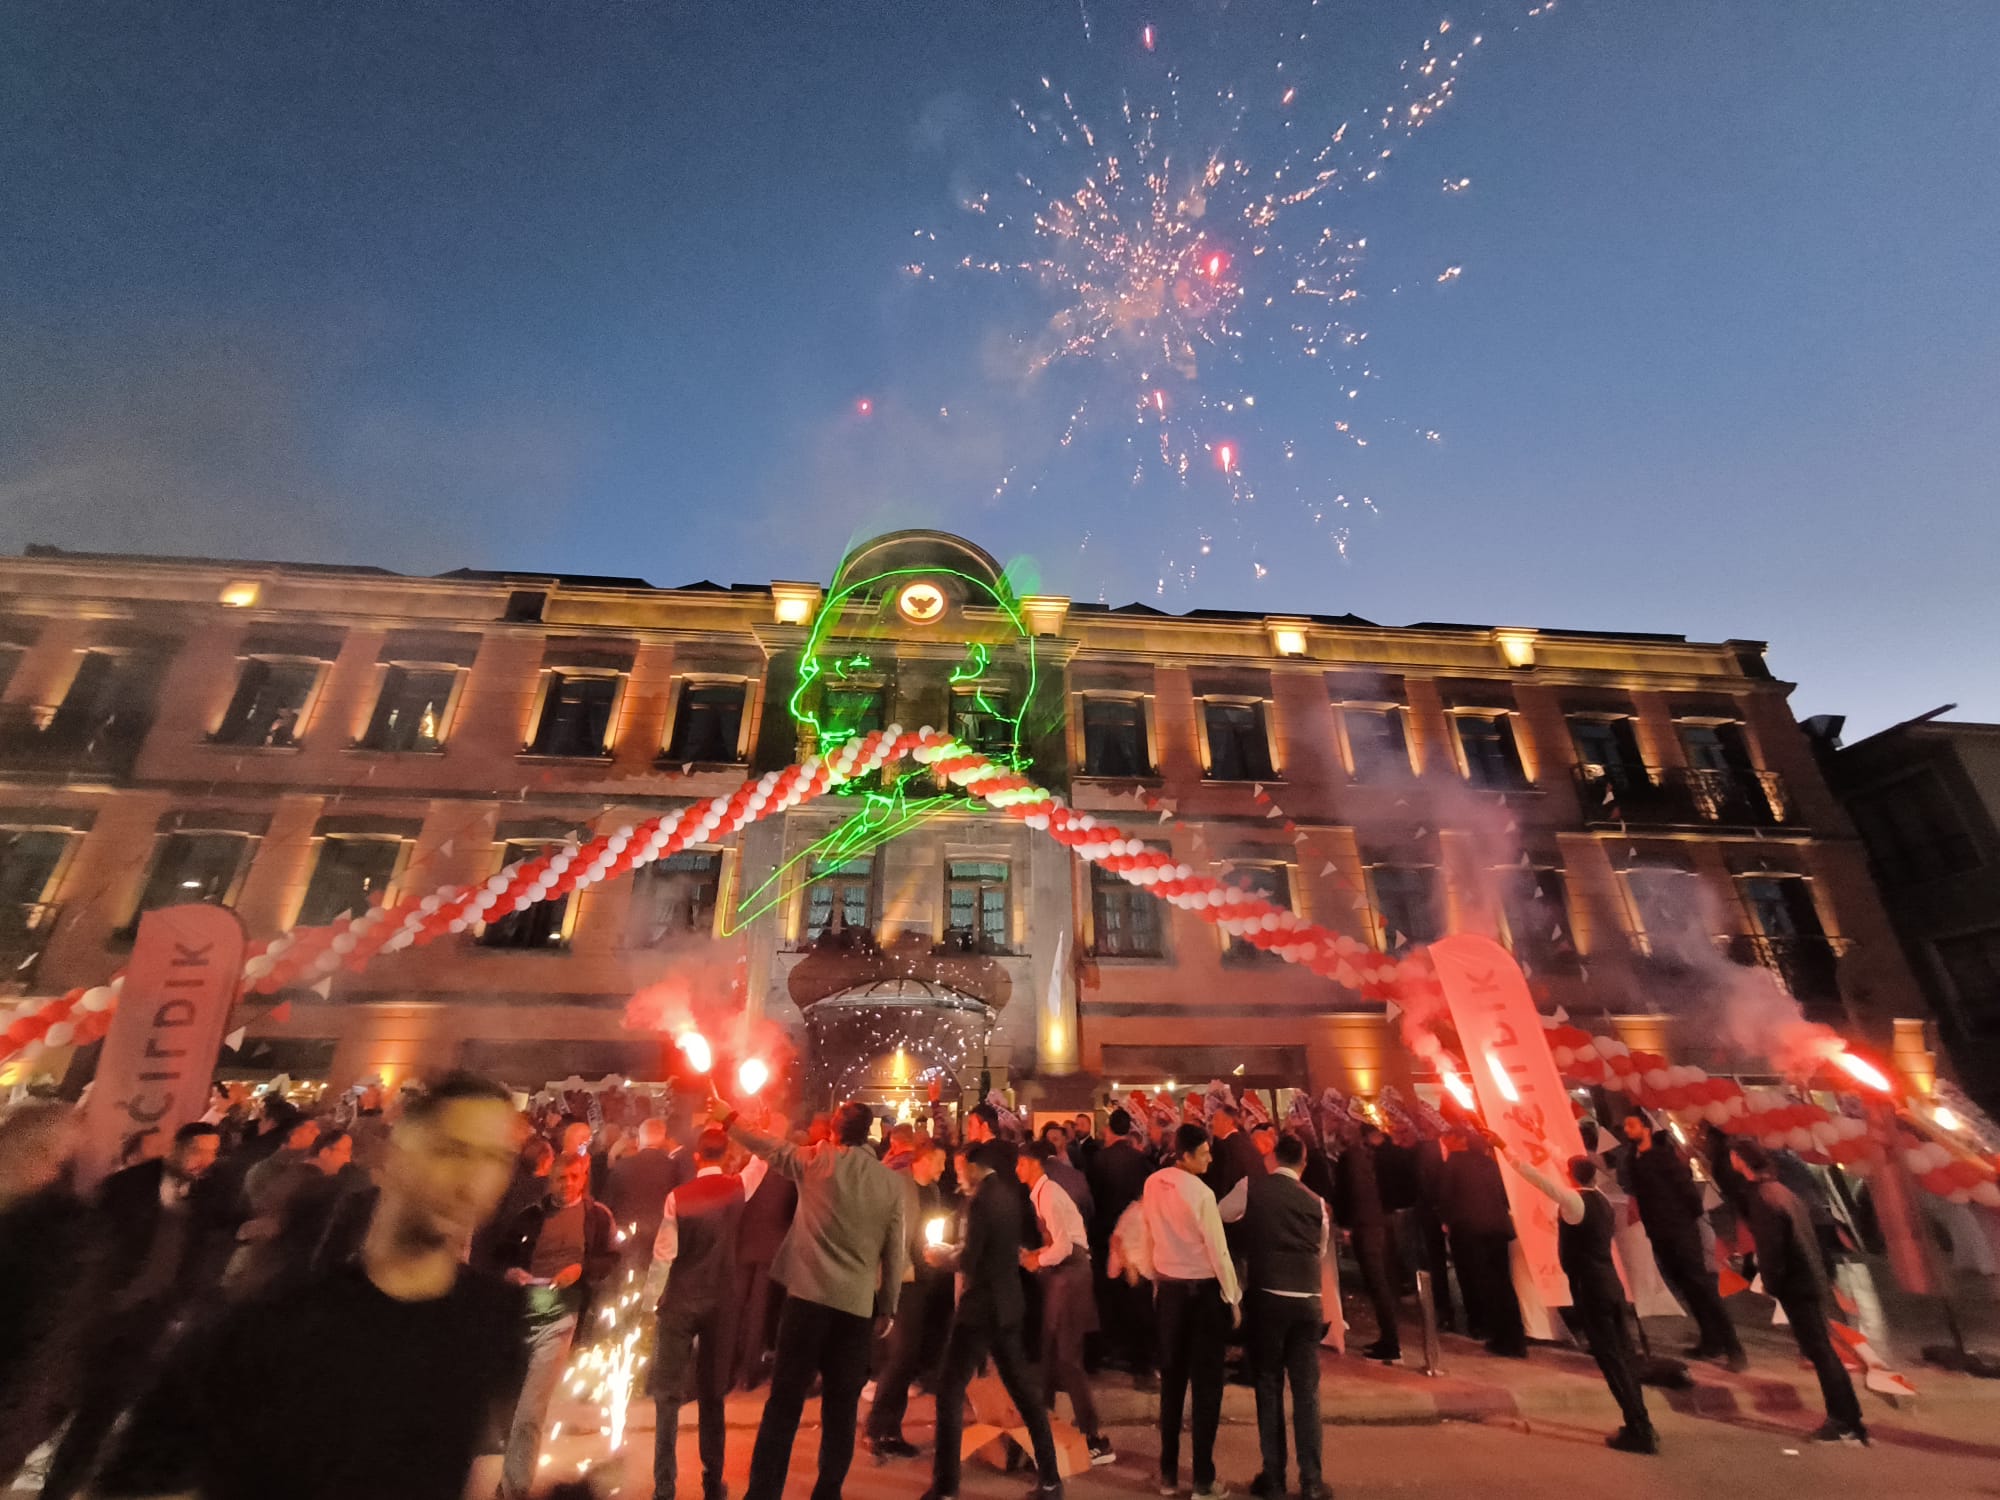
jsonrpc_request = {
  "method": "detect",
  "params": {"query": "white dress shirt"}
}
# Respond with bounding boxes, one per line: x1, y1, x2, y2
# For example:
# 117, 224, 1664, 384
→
1141, 1165, 1241, 1305
1218, 1164, 1330, 1298
1029, 1171, 1090, 1269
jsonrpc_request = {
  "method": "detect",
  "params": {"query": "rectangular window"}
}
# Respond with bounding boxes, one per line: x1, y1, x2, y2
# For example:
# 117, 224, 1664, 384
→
0, 829, 69, 907
1677, 721, 1754, 772
213, 659, 319, 748
1738, 875, 1825, 940
945, 860, 1009, 951
1367, 864, 1439, 951
1455, 714, 1527, 789
1202, 701, 1275, 782
664, 681, 747, 764
820, 687, 884, 744
362, 667, 457, 752
297, 837, 402, 926
134, 833, 248, 918
47, 651, 154, 748
1935, 928, 2000, 1037
1848, 773, 1980, 887
1569, 717, 1642, 773
1623, 863, 1703, 947
952, 688, 1015, 759
1081, 697, 1150, 777
1500, 867, 1574, 967
1090, 862, 1164, 958
1224, 863, 1291, 962
629, 850, 724, 944
803, 854, 874, 942
479, 844, 571, 949
529, 673, 619, 757
1342, 707, 1410, 780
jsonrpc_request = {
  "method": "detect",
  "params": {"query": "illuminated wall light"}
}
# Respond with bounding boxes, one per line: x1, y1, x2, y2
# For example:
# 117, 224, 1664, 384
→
1269, 620, 1309, 657
1495, 629, 1537, 669
770, 582, 822, 627
218, 579, 261, 608
1021, 594, 1071, 637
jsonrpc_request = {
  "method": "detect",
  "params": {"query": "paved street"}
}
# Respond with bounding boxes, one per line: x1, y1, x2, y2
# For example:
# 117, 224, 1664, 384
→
554, 1399, 2000, 1500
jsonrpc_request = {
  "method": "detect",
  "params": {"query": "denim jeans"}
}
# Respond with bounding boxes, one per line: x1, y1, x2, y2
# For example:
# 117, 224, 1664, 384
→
502, 1314, 576, 1500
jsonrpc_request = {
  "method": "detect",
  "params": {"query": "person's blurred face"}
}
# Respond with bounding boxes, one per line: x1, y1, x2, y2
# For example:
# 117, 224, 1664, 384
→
1253, 1127, 1276, 1161
171, 1132, 221, 1181
1074, 1114, 1094, 1141
966, 1115, 994, 1144
912, 1148, 947, 1187
959, 1151, 988, 1189
1622, 1116, 1650, 1147
559, 1122, 592, 1158
1016, 1155, 1044, 1186
1181, 1141, 1212, 1175
285, 1120, 320, 1152
553, 1152, 591, 1206
638, 1119, 668, 1150
384, 1098, 519, 1252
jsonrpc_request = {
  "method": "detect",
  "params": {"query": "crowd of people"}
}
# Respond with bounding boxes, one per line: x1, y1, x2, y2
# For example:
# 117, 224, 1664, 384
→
0, 1068, 1872, 1500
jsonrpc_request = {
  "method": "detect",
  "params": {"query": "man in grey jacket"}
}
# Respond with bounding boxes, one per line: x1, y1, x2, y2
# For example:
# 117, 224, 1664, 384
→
711, 1095, 907, 1500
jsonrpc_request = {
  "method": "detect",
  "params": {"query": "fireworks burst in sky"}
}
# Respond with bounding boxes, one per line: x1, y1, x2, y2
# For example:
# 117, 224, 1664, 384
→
909, 0, 1557, 592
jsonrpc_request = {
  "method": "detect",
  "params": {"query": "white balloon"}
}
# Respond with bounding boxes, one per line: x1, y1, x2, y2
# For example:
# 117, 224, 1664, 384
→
43, 1021, 74, 1048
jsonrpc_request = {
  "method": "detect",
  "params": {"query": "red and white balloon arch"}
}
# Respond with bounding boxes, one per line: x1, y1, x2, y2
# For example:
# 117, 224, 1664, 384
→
4, 726, 1994, 1207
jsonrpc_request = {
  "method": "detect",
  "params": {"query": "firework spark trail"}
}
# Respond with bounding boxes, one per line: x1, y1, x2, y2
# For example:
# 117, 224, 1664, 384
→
911, 2, 1556, 588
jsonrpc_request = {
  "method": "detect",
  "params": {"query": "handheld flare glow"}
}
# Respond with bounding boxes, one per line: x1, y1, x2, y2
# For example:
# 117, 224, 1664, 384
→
737, 1057, 770, 1096
1833, 1050, 1892, 1094
1933, 1105, 1962, 1132
675, 1031, 713, 1074
1485, 1051, 1520, 1104
1439, 1070, 1476, 1112
925, 1216, 949, 1249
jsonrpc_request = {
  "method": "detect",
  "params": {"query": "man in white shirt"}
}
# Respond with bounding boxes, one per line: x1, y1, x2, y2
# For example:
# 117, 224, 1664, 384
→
1017, 1142, 1113, 1466
1141, 1124, 1241, 1500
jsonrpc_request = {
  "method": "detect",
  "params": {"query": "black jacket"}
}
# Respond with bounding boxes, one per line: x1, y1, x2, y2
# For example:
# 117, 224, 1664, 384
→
1437, 1147, 1514, 1239
1740, 1178, 1830, 1306
95, 1159, 230, 1308
1087, 1139, 1153, 1241
1624, 1136, 1705, 1245
1205, 1129, 1266, 1207
500, 1194, 621, 1323
604, 1146, 690, 1244
953, 1171, 1026, 1331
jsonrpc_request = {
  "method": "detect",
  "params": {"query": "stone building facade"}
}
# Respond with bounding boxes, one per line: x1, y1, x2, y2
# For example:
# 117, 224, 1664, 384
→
0, 531, 1934, 1110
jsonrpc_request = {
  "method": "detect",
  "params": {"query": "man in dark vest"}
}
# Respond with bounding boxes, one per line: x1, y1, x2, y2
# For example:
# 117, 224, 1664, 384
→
1507, 1149, 1658, 1454
648, 1126, 770, 1500
1225, 1132, 1333, 1500
1619, 1111, 1744, 1369
919, 1141, 1064, 1500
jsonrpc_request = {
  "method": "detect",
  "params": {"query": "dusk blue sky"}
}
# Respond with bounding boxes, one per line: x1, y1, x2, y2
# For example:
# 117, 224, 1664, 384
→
4, 1, 1995, 737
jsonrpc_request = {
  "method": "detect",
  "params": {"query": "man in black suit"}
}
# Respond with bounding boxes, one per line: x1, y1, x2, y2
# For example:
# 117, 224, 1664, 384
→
920, 1141, 1064, 1500
41, 1121, 225, 1500
1087, 1108, 1156, 1382
605, 1117, 689, 1270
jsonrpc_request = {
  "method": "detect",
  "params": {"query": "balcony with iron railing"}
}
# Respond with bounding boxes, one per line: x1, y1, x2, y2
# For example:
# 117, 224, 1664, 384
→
0, 703, 152, 780
1722, 932, 1848, 1021
1573, 763, 1791, 830
1626, 930, 1847, 1022
0, 902, 60, 991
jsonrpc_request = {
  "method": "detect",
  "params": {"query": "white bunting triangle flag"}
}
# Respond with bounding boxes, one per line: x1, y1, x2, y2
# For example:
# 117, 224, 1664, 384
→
1321, 862, 1337, 876
224, 1028, 246, 1052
